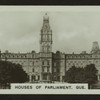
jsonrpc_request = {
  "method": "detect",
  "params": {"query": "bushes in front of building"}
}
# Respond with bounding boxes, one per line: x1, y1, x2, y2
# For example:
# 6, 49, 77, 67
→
0, 61, 28, 88
65, 64, 98, 89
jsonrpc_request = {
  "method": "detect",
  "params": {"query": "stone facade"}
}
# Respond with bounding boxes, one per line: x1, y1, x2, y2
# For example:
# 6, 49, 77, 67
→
0, 13, 100, 82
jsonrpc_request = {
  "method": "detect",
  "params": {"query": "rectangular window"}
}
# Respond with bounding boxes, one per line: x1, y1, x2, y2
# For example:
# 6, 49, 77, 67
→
38, 76, 40, 80
35, 75, 38, 80
54, 68, 56, 72
33, 68, 34, 72
47, 61, 49, 65
32, 75, 35, 80
33, 61, 34, 66
47, 67, 49, 72
42, 61, 44, 65
57, 69, 60, 73
96, 61, 98, 63
42, 68, 44, 72
54, 62, 56, 66
43, 74, 47, 80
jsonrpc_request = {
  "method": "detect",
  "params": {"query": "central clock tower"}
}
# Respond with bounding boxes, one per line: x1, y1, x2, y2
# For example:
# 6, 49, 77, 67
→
40, 13, 52, 53
40, 13, 53, 81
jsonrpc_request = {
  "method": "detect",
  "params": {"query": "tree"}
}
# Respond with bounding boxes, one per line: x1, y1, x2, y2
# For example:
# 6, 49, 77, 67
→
65, 64, 98, 89
74, 67, 85, 83
65, 66, 78, 83
0, 61, 28, 85
65, 66, 85, 83
84, 64, 98, 88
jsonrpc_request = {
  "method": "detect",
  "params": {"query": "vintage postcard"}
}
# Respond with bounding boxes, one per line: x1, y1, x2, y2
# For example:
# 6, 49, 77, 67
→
0, 6, 100, 94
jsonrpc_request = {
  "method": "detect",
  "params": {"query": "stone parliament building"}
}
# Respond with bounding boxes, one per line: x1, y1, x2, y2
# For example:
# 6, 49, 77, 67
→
0, 13, 100, 82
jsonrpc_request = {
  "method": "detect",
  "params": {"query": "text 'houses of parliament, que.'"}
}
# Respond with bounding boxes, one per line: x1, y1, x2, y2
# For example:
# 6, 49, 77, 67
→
0, 13, 100, 82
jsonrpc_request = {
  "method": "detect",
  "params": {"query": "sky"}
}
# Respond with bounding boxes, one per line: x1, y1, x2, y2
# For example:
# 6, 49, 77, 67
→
0, 6, 100, 54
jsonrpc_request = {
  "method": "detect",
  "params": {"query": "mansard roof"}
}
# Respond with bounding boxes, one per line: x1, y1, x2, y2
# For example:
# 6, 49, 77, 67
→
1, 51, 40, 59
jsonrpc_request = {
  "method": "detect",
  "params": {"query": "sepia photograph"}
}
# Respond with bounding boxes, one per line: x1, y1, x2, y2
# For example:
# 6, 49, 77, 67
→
0, 6, 100, 94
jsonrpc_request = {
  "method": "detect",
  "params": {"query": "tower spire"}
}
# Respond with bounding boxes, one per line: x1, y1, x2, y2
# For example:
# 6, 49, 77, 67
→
40, 13, 52, 53
43, 13, 49, 21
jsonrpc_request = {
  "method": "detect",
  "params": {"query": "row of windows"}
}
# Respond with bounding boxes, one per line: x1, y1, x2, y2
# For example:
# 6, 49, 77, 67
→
40, 54, 51, 57
67, 61, 98, 66
31, 75, 40, 80
67, 61, 86, 63
7, 60, 38, 63
8, 61, 39, 66
42, 35, 51, 41
66, 55, 100, 58
42, 61, 50, 65
1, 55, 35, 58
67, 60, 98, 63
66, 55, 92, 58
42, 67, 50, 72
67, 63, 84, 66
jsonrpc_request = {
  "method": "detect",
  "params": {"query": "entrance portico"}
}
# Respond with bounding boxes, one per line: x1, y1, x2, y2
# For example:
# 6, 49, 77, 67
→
29, 73, 40, 83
